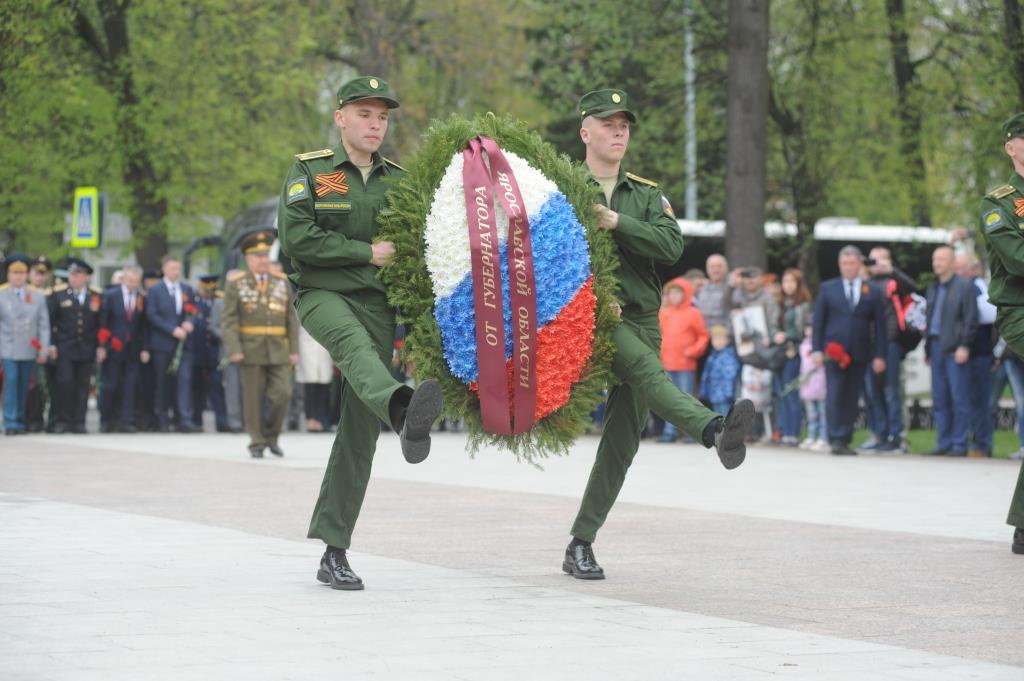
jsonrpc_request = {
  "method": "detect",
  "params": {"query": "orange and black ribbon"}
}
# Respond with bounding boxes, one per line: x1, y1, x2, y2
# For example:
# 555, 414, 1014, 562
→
315, 171, 349, 198
1014, 197, 1024, 218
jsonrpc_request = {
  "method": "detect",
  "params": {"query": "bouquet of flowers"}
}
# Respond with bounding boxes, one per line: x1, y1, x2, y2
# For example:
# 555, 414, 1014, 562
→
378, 114, 620, 462
780, 341, 852, 396
168, 302, 199, 375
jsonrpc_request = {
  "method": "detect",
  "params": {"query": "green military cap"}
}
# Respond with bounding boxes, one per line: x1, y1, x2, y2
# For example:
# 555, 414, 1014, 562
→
239, 229, 277, 255
1003, 113, 1024, 141
337, 76, 400, 109
577, 89, 637, 123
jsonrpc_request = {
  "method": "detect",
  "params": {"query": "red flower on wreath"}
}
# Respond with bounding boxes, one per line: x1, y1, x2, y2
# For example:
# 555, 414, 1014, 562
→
824, 341, 852, 369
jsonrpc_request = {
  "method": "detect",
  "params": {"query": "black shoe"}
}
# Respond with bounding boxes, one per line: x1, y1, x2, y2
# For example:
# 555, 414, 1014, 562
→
925, 448, 948, 456
831, 443, 857, 456
1013, 528, 1024, 555
714, 399, 755, 470
216, 425, 232, 433
268, 443, 284, 457
248, 445, 265, 458
947, 450, 967, 457
229, 426, 244, 434
562, 541, 605, 580
156, 425, 170, 433
4, 429, 20, 436
116, 424, 137, 434
179, 424, 200, 434
399, 380, 443, 464
316, 548, 364, 590
71, 425, 87, 434
100, 423, 114, 434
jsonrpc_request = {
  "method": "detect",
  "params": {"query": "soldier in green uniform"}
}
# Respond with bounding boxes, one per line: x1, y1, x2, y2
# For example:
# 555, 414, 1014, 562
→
221, 230, 299, 458
278, 76, 443, 591
563, 90, 756, 580
979, 112, 1024, 555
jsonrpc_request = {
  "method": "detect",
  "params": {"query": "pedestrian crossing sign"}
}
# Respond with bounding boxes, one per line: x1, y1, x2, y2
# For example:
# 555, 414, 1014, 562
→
71, 186, 100, 248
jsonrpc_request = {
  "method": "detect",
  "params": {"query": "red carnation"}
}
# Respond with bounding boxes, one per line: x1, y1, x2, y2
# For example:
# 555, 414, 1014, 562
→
111, 337, 124, 353
824, 341, 852, 369
98, 328, 112, 344
184, 303, 199, 316
30, 338, 42, 351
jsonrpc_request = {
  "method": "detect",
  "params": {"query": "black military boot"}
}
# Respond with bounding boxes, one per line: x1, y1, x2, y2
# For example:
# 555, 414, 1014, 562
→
396, 380, 443, 464
710, 399, 755, 470
248, 445, 265, 458
317, 547, 364, 590
267, 443, 285, 457
1013, 528, 1024, 555
562, 539, 605, 580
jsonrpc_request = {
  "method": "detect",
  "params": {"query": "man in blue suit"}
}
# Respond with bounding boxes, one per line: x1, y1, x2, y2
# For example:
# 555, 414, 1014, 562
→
812, 245, 887, 455
146, 255, 198, 432
98, 265, 150, 432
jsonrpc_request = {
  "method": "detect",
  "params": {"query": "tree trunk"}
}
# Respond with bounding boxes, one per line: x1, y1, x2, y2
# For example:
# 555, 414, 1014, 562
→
72, 0, 168, 271
1006, 0, 1024, 108
885, 0, 931, 227
724, 0, 769, 270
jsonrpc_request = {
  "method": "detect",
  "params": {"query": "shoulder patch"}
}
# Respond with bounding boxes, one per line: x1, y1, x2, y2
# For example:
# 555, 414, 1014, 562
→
285, 176, 309, 205
987, 184, 1017, 200
626, 172, 658, 187
383, 157, 406, 172
227, 271, 247, 283
295, 148, 334, 161
984, 208, 1004, 231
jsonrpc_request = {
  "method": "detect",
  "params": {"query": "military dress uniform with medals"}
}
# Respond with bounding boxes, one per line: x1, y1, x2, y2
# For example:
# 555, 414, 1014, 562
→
979, 113, 1024, 554
278, 76, 443, 590
0, 254, 50, 434
221, 232, 299, 457
564, 90, 754, 580
47, 259, 102, 433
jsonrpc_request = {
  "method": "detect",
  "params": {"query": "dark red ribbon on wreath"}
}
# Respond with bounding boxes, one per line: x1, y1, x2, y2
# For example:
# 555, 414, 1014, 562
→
462, 136, 538, 435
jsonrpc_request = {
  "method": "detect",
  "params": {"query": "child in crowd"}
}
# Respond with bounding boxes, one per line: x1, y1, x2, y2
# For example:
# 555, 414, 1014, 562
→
658, 278, 708, 442
700, 325, 740, 416
798, 320, 829, 451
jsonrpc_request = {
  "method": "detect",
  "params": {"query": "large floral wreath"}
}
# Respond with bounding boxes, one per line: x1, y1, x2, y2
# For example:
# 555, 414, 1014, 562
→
378, 114, 619, 462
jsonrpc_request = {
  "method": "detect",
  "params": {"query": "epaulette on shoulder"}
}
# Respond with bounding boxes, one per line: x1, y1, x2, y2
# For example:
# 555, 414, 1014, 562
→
295, 148, 334, 162
987, 184, 1017, 199
384, 157, 406, 172
215, 290, 224, 298
0, 283, 9, 291
53, 283, 68, 292
227, 271, 247, 282
270, 270, 288, 279
626, 172, 658, 188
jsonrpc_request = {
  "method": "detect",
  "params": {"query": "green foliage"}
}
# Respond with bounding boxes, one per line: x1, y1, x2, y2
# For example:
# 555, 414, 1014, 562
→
377, 113, 619, 462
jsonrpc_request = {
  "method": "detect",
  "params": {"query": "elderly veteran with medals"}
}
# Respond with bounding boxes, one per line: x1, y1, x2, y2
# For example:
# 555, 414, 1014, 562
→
221, 230, 299, 458
979, 112, 1024, 556
0, 254, 50, 435
278, 76, 443, 591
563, 89, 755, 580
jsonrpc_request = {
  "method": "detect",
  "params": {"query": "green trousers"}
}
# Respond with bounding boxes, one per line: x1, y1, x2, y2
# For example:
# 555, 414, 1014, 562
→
570, 314, 720, 543
296, 288, 408, 550
997, 307, 1024, 529
239, 363, 291, 447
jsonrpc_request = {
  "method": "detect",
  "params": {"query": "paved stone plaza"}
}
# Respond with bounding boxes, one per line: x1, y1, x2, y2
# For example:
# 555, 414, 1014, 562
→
1, 430, 1022, 680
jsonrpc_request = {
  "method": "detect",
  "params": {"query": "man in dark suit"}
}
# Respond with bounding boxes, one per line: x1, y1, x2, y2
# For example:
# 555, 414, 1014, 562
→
47, 258, 104, 434
145, 255, 198, 432
924, 245, 978, 456
98, 265, 149, 432
812, 245, 887, 455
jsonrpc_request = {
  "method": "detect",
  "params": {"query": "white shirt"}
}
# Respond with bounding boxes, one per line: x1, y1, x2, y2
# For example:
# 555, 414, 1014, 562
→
163, 278, 182, 315
843, 277, 861, 308
974, 277, 998, 325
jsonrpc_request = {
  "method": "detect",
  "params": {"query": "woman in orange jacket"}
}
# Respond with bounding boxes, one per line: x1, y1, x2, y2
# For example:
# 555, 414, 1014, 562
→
657, 277, 709, 442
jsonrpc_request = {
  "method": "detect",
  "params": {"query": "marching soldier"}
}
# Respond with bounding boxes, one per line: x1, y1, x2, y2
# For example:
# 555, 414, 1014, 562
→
26, 256, 54, 432
221, 230, 299, 457
978, 112, 1024, 555
562, 89, 755, 580
47, 258, 104, 434
278, 75, 443, 591
0, 254, 50, 435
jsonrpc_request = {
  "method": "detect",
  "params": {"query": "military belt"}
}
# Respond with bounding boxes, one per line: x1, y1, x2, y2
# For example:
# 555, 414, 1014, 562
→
239, 325, 287, 336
